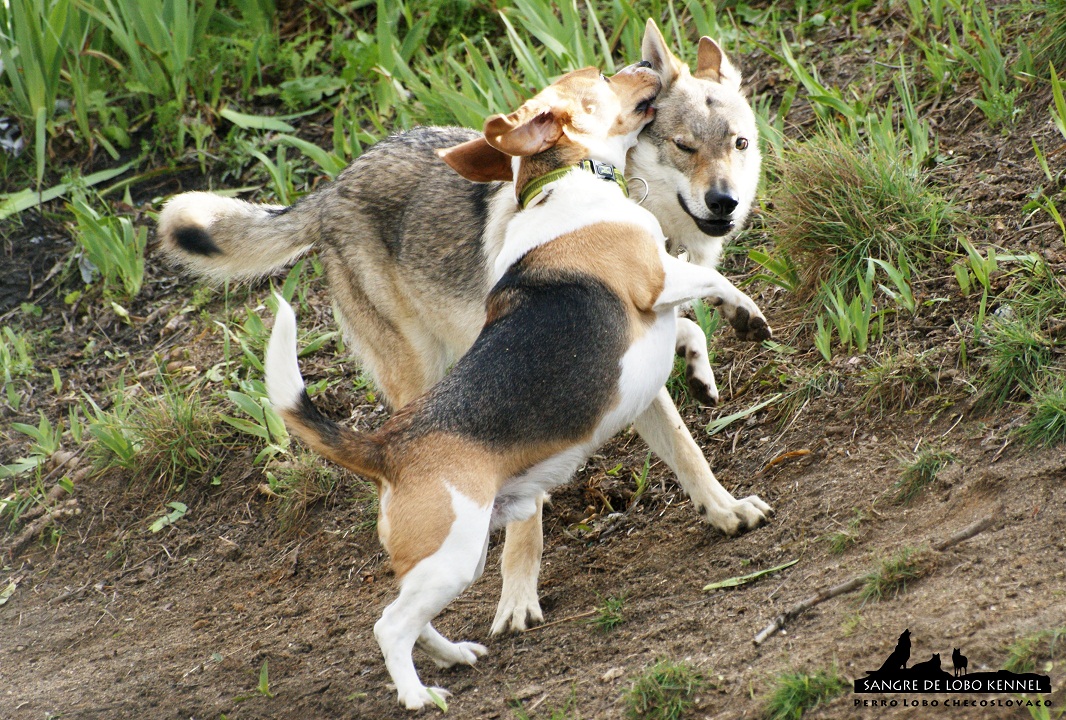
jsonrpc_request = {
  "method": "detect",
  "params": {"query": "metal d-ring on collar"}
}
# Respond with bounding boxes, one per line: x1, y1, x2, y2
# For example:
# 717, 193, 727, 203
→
518, 159, 630, 209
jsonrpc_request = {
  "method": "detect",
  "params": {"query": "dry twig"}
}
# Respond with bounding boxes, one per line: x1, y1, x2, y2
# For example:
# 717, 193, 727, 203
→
753, 514, 996, 645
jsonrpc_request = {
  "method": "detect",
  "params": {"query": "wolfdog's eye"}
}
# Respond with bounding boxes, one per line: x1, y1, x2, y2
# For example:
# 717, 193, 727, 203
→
673, 138, 696, 153
735, 137, 749, 150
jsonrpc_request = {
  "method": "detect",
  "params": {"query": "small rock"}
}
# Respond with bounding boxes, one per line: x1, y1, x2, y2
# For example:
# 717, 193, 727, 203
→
601, 667, 625, 682
512, 685, 542, 701
216, 538, 241, 561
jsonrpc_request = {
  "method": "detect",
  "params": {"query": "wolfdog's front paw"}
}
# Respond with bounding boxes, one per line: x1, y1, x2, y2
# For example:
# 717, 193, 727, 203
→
398, 685, 452, 712
724, 303, 772, 342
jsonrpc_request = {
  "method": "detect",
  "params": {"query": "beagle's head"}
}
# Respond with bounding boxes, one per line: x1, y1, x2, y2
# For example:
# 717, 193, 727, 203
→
438, 63, 661, 189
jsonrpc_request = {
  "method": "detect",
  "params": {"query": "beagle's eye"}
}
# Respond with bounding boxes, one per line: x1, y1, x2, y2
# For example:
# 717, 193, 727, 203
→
673, 138, 696, 154
735, 137, 749, 150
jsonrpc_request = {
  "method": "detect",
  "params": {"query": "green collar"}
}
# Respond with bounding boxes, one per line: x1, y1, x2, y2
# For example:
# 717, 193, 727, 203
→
517, 159, 629, 209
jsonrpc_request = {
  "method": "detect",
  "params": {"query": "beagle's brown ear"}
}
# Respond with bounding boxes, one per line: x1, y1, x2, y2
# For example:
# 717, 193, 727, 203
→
484, 106, 564, 157
437, 137, 513, 182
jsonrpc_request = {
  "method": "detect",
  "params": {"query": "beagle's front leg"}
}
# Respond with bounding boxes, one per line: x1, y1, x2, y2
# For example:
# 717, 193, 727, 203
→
491, 494, 545, 635
654, 253, 772, 341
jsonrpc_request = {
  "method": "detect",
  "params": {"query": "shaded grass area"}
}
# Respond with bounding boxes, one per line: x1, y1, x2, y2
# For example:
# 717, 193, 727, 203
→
763, 667, 847, 720
768, 129, 956, 301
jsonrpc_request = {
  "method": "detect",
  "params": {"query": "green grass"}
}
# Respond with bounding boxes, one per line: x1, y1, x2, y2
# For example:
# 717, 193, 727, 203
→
825, 510, 865, 555
262, 451, 343, 530
1004, 628, 1066, 674
590, 593, 627, 633
979, 317, 1055, 408
0, 325, 35, 410
624, 659, 707, 720
769, 128, 956, 300
763, 667, 847, 720
861, 546, 931, 603
1036, 0, 1066, 75
86, 377, 233, 494
512, 689, 582, 720
895, 448, 954, 504
1019, 381, 1066, 448
859, 347, 944, 415
69, 194, 147, 300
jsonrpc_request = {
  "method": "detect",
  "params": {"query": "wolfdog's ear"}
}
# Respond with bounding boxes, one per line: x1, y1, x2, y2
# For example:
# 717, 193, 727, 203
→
641, 18, 684, 87
483, 105, 563, 157
437, 138, 513, 183
695, 37, 742, 91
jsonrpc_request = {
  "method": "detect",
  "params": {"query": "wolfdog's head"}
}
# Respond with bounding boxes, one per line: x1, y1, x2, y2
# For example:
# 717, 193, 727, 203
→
630, 20, 761, 264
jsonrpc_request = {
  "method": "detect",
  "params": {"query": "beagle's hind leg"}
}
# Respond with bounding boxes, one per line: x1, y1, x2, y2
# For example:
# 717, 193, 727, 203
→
417, 624, 488, 669
375, 487, 493, 709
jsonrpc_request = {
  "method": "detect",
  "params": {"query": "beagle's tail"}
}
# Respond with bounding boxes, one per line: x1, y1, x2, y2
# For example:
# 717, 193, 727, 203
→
265, 296, 386, 481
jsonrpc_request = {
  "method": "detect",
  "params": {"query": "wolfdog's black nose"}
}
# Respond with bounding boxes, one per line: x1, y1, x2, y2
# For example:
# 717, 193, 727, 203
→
705, 190, 739, 218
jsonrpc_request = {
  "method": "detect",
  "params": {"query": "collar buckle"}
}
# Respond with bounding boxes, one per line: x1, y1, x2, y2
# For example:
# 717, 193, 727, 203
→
518, 160, 629, 210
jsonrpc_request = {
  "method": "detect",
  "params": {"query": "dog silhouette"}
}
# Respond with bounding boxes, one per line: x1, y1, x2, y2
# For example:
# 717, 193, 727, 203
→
953, 648, 968, 676
874, 629, 912, 673
911, 653, 941, 675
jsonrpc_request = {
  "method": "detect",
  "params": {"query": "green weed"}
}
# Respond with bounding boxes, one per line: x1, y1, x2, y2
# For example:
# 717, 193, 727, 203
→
0, 413, 74, 530
149, 501, 188, 533
1004, 627, 1066, 674
895, 448, 954, 504
79, 0, 215, 113
1019, 382, 1066, 448
821, 265, 882, 355
825, 510, 866, 555
947, 1, 1022, 128
262, 451, 341, 530
86, 377, 232, 494
590, 593, 626, 633
859, 347, 943, 415
1035, 1, 1066, 75
979, 317, 1054, 408
631, 452, 653, 506
0, 326, 34, 409
771, 129, 955, 299
861, 546, 931, 603
763, 667, 847, 720
749, 248, 801, 294
869, 254, 916, 314
813, 316, 832, 362
221, 380, 289, 464
512, 689, 582, 720
69, 195, 147, 300
0, 0, 84, 189
624, 659, 707, 720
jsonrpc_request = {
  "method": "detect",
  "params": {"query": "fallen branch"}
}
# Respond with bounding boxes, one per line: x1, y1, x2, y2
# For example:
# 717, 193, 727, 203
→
15, 466, 90, 526
753, 514, 996, 646
5, 499, 81, 559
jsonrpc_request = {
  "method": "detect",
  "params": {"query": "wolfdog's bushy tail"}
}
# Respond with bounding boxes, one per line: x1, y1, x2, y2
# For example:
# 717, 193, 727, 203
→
157, 191, 321, 281
265, 295, 386, 481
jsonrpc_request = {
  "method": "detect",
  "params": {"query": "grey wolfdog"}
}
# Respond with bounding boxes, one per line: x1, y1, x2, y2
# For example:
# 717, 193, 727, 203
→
156, 19, 772, 635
